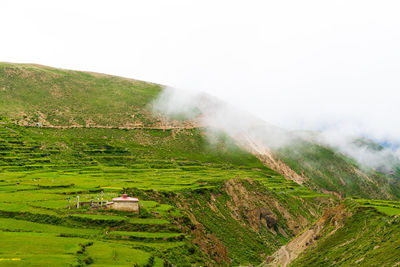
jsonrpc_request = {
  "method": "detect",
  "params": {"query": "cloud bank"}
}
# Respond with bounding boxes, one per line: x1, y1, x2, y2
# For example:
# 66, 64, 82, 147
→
153, 87, 400, 172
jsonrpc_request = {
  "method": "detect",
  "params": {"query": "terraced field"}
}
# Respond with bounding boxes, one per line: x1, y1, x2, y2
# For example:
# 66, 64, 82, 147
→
353, 198, 400, 215
0, 122, 306, 192
0, 120, 330, 265
0, 123, 206, 265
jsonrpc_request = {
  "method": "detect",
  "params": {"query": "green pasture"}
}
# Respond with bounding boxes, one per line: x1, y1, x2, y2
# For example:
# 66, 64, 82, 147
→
110, 231, 183, 239
0, 217, 102, 236
354, 198, 400, 215
0, 115, 326, 265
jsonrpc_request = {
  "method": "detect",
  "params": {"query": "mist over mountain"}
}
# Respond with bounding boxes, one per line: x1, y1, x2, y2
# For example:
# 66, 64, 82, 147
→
153, 86, 400, 174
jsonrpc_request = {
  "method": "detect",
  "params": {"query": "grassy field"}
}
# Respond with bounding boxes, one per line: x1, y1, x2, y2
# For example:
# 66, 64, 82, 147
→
0, 119, 329, 265
0, 231, 161, 266
0, 121, 209, 265
353, 198, 400, 215
0, 122, 306, 193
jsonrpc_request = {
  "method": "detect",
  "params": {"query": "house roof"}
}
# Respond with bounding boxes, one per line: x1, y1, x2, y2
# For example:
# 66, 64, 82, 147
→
112, 194, 139, 202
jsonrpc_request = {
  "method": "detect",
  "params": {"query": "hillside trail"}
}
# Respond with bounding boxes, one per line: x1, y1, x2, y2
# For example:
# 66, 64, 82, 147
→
26, 124, 200, 130
279, 246, 290, 267
262, 204, 349, 267
264, 226, 320, 267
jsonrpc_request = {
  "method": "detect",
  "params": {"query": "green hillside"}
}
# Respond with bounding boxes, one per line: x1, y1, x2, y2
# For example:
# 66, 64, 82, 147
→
292, 199, 400, 266
1, 62, 400, 266
276, 139, 400, 200
0, 119, 329, 265
0, 63, 162, 127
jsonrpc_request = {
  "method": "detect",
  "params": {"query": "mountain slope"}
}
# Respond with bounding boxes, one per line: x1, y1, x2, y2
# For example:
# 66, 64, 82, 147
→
232, 127, 400, 200
2, 62, 399, 195
1, 62, 400, 266
152, 85, 400, 201
0, 116, 329, 265
291, 200, 400, 266
274, 139, 400, 200
0, 63, 162, 127
0, 63, 330, 265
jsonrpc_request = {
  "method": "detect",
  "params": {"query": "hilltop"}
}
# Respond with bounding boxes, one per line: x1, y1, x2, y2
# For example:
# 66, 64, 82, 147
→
0, 63, 164, 128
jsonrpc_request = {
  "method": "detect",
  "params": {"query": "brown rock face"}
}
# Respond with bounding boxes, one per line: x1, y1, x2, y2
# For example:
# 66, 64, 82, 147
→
246, 207, 278, 229
260, 208, 279, 228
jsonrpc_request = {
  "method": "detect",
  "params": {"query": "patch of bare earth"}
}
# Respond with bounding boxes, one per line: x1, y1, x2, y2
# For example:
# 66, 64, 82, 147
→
264, 204, 350, 267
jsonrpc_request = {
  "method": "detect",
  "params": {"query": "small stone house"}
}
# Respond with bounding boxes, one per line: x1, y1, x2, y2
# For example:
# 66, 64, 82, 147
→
106, 194, 139, 212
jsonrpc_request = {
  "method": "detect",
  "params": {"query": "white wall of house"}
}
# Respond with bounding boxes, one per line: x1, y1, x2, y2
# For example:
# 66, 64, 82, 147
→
110, 201, 139, 212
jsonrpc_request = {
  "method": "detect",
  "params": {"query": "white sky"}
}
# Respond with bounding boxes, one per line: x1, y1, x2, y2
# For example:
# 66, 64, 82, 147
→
1, 0, 400, 146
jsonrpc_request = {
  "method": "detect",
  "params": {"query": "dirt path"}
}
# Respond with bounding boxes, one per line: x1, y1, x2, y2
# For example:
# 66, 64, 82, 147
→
262, 224, 321, 267
279, 245, 290, 267
262, 205, 349, 267
28, 125, 200, 130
